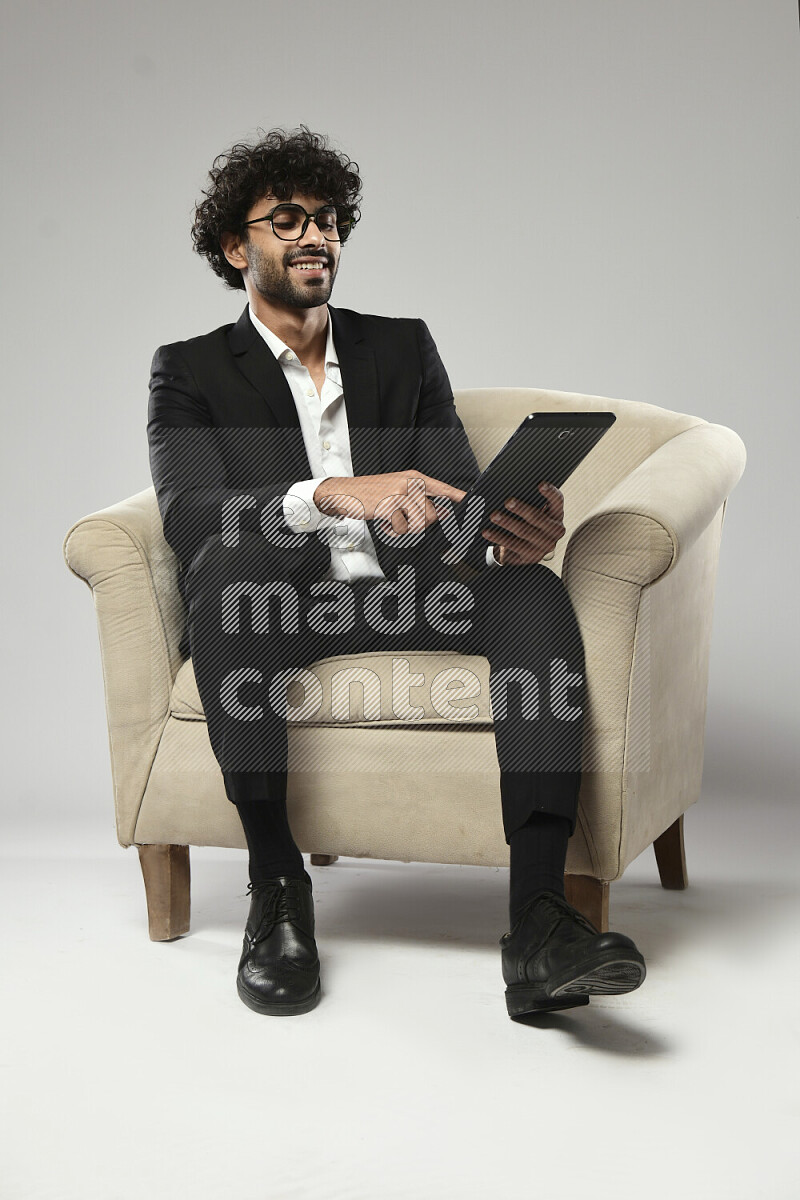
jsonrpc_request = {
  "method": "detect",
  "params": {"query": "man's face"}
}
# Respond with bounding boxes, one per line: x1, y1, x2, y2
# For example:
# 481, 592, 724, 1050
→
240, 191, 341, 309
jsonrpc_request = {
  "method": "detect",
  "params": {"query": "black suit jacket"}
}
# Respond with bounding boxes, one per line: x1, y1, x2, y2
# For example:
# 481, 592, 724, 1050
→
147, 303, 490, 611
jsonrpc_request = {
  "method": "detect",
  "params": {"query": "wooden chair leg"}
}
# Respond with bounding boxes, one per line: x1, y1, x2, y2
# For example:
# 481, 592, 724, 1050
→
137, 844, 191, 941
653, 814, 688, 889
564, 875, 609, 932
310, 854, 339, 866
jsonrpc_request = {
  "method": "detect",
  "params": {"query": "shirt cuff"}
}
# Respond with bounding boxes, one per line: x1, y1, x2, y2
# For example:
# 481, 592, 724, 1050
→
282, 478, 328, 533
487, 544, 503, 567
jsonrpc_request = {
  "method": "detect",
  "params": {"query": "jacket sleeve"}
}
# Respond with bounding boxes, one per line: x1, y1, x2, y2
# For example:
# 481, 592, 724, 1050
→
147, 342, 311, 568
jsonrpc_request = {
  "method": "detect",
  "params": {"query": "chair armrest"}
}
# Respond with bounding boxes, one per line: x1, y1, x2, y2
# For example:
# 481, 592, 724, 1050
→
63, 487, 184, 846
560, 421, 745, 784
562, 423, 746, 588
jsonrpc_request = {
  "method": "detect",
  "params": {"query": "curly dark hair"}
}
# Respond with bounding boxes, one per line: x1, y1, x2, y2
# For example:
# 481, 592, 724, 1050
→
191, 126, 362, 291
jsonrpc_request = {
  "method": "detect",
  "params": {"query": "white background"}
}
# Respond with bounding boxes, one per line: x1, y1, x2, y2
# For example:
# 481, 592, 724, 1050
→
1, 4, 798, 1198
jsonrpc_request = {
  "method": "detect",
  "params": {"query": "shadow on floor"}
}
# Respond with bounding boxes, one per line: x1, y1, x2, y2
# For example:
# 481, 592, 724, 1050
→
184, 853, 797, 969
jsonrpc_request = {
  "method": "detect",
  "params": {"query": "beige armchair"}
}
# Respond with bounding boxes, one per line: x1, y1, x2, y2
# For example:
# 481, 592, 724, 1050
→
63, 388, 745, 937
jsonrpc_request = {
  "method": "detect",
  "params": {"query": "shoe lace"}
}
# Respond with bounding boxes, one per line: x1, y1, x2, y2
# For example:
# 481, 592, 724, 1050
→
541, 890, 599, 937
246, 879, 305, 943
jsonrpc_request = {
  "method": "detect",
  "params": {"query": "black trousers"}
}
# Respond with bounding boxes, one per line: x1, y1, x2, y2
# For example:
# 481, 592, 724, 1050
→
183, 528, 586, 842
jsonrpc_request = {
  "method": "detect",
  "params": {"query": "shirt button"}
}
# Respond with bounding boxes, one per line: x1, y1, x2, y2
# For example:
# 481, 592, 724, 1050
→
285, 351, 294, 362
346, 543, 355, 551
322, 439, 331, 450
306, 387, 315, 397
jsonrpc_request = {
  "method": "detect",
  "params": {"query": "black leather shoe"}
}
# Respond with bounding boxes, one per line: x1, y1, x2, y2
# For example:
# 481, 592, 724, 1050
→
236, 872, 321, 1016
500, 889, 646, 1018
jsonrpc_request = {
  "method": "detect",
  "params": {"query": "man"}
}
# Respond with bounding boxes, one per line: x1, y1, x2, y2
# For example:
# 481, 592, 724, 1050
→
148, 126, 646, 1020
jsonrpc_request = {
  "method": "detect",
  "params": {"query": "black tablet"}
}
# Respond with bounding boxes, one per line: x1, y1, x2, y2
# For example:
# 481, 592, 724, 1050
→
451, 411, 616, 537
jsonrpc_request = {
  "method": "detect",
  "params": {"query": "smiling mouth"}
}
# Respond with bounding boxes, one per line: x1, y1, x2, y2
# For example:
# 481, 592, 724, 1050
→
289, 260, 329, 273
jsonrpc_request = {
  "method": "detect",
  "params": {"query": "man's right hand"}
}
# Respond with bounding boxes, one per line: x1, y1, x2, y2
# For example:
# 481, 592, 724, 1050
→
313, 471, 466, 537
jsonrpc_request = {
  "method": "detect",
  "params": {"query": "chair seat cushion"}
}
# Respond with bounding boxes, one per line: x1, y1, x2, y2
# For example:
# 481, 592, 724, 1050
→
170, 650, 495, 728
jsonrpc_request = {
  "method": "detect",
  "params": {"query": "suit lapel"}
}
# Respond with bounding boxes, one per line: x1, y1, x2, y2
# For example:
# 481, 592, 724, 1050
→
227, 303, 301, 429
225, 301, 384, 478
330, 306, 382, 476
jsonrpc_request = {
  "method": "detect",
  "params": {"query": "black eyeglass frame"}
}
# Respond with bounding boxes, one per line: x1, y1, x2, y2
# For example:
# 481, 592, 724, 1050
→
242, 202, 358, 244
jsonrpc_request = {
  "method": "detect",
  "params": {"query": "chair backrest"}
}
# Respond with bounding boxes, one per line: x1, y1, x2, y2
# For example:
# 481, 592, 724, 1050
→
453, 388, 705, 537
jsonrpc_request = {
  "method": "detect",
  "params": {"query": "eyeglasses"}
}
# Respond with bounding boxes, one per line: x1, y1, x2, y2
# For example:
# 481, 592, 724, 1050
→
243, 203, 357, 244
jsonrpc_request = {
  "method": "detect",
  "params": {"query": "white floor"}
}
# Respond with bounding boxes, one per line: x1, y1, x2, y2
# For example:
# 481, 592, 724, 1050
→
2, 793, 798, 1200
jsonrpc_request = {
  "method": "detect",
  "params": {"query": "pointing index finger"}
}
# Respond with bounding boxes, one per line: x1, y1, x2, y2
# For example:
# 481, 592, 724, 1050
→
421, 474, 467, 503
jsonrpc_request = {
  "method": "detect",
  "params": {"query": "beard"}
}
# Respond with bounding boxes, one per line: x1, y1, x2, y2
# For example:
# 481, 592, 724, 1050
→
245, 239, 338, 309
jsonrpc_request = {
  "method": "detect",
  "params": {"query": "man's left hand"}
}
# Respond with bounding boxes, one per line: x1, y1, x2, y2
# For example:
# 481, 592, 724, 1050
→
482, 482, 566, 566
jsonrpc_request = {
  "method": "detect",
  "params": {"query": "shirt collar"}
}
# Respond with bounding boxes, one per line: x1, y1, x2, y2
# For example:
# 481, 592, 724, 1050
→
248, 306, 339, 371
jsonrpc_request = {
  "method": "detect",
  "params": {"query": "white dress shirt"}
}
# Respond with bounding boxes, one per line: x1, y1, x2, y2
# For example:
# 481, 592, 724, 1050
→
248, 306, 500, 581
